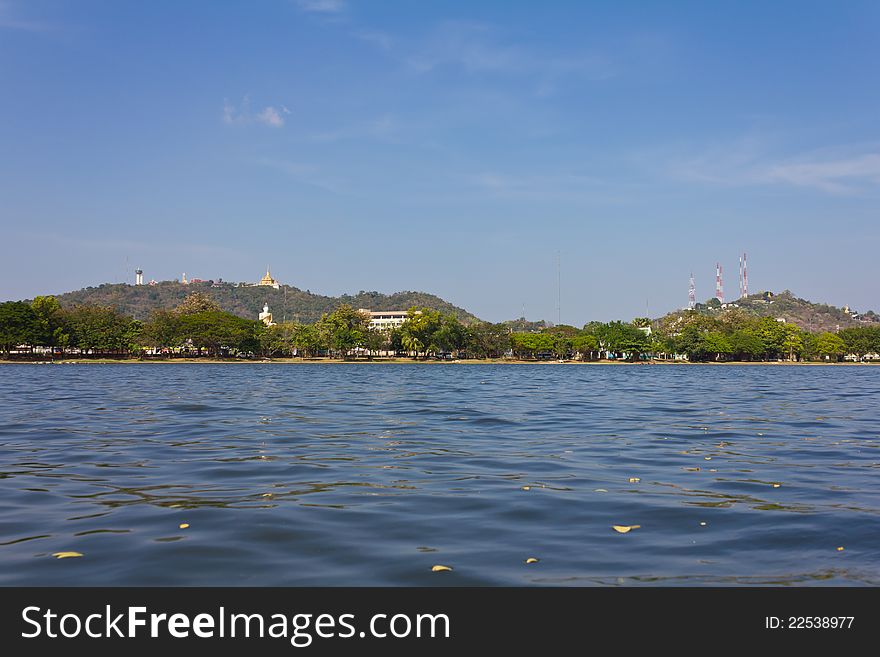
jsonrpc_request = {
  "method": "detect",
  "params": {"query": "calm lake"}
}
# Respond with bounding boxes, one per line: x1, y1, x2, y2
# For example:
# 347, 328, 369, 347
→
1, 363, 878, 586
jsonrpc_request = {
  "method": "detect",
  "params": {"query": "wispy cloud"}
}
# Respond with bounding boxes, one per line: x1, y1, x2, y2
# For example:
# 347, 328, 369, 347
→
354, 28, 392, 51
308, 114, 398, 143
0, 1, 53, 31
764, 153, 880, 193
468, 171, 627, 203
255, 157, 345, 194
294, 0, 346, 14
666, 140, 880, 195
223, 96, 289, 128
407, 22, 615, 87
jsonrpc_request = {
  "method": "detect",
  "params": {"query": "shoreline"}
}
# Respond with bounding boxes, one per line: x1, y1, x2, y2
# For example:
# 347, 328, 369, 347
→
1, 358, 875, 366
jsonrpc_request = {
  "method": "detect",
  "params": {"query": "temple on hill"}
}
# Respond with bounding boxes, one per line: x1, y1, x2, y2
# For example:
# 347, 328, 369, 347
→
258, 268, 280, 289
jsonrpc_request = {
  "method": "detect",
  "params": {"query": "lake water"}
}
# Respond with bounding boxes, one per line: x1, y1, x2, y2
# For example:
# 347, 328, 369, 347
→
1, 363, 878, 586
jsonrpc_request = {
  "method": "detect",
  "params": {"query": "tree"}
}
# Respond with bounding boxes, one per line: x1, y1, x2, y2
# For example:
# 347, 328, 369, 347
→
176, 292, 221, 315
290, 323, 324, 358
839, 327, 880, 360
812, 332, 846, 361
0, 301, 38, 356
571, 333, 599, 360
592, 321, 652, 360
466, 323, 510, 358
702, 331, 733, 361
176, 311, 259, 357
65, 305, 136, 355
31, 295, 67, 349
316, 305, 369, 359
141, 310, 182, 354
781, 324, 804, 361
399, 308, 443, 357
755, 317, 787, 360
362, 328, 388, 357
433, 315, 468, 356
729, 329, 763, 361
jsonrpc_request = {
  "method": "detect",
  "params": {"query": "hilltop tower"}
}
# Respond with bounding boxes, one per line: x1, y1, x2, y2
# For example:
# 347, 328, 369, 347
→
715, 263, 724, 304
742, 252, 748, 298
135, 268, 143, 286
688, 273, 696, 310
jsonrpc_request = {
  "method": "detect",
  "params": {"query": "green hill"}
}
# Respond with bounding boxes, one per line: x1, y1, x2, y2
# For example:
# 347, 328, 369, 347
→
667, 290, 878, 333
51, 281, 481, 324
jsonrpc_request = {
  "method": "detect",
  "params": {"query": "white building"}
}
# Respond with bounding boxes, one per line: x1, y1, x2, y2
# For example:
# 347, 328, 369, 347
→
359, 309, 418, 330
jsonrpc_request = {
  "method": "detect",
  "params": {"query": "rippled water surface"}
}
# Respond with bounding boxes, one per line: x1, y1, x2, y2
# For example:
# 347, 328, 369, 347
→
1, 363, 879, 586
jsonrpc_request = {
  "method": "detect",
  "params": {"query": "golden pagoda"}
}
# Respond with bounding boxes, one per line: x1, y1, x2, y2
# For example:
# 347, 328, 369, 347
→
258, 267, 280, 289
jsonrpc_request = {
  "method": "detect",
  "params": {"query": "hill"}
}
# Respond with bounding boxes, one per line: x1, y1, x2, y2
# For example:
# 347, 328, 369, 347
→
51, 281, 481, 324
663, 290, 879, 332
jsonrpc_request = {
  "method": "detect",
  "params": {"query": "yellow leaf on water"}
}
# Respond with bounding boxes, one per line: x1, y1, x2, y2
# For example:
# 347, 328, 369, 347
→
628, 477, 640, 483
525, 557, 539, 564
179, 523, 190, 529
612, 525, 641, 534
52, 552, 83, 559
431, 565, 452, 572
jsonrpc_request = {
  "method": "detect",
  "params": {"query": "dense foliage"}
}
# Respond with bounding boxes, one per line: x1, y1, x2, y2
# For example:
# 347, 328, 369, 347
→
53, 281, 479, 324
2, 294, 879, 362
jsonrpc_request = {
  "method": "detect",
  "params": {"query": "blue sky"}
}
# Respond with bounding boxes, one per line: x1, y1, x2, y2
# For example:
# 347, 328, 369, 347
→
1, 0, 878, 323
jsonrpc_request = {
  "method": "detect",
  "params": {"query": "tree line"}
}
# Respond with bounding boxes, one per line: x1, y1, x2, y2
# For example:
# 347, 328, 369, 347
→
1, 293, 879, 361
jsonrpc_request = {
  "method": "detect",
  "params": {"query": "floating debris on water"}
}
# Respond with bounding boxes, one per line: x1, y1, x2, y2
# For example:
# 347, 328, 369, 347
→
179, 523, 189, 529
628, 477, 640, 483
772, 483, 781, 488
700, 522, 707, 526
837, 546, 845, 552
521, 486, 531, 491
52, 552, 83, 559
612, 525, 641, 534
431, 565, 452, 572
594, 488, 608, 493
525, 557, 539, 564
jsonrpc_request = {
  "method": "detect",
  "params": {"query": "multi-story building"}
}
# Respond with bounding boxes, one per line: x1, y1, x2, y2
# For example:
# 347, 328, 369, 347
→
359, 309, 418, 330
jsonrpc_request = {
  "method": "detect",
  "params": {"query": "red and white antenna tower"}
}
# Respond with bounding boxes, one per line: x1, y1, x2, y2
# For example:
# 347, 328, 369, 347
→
688, 273, 696, 310
738, 255, 744, 299
715, 263, 724, 304
742, 252, 748, 298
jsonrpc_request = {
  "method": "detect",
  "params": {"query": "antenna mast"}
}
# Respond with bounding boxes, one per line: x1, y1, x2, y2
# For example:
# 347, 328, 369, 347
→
556, 251, 561, 326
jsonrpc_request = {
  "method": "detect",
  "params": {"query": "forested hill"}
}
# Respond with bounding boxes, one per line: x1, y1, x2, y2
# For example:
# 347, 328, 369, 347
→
661, 290, 879, 333
51, 282, 481, 324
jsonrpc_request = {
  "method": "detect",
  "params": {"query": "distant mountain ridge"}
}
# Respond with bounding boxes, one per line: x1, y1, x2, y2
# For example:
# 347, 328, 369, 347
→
50, 281, 481, 324
663, 290, 878, 333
